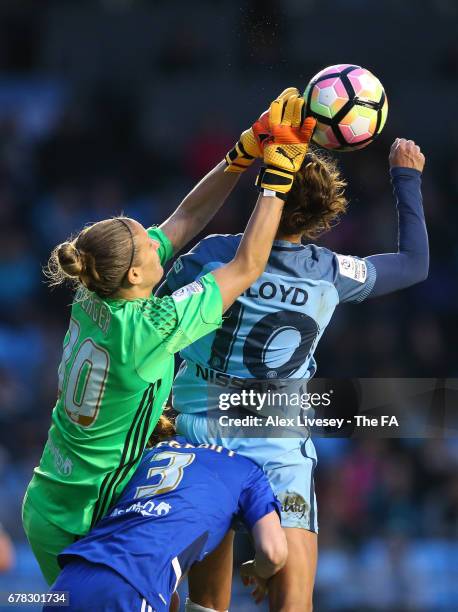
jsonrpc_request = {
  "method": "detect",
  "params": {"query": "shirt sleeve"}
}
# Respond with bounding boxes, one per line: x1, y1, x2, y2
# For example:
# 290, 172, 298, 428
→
136, 272, 223, 368
366, 167, 428, 297
331, 252, 377, 303
147, 226, 174, 266
238, 465, 282, 530
156, 234, 237, 298
156, 250, 205, 297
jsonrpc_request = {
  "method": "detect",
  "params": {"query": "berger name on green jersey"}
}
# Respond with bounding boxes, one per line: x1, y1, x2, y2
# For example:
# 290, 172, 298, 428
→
25, 227, 223, 536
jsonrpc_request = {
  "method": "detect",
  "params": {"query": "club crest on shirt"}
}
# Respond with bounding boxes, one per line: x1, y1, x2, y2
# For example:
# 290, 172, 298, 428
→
173, 258, 184, 274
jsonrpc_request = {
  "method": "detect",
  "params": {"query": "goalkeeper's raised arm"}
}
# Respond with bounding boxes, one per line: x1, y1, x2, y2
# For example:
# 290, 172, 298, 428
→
159, 87, 300, 255
212, 93, 316, 311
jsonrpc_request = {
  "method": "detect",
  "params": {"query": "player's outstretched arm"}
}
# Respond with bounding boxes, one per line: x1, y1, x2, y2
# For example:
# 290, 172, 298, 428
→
240, 511, 287, 604
159, 161, 240, 255
159, 88, 300, 255
212, 95, 316, 311
251, 511, 288, 578
144, 95, 315, 358
212, 191, 285, 311
366, 138, 429, 297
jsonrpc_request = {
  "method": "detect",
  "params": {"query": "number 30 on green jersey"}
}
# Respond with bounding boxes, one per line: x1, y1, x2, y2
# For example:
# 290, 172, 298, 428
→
58, 318, 110, 427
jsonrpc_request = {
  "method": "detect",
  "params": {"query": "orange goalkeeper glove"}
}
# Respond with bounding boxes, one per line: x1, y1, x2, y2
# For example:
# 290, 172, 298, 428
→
254, 94, 316, 198
224, 87, 299, 173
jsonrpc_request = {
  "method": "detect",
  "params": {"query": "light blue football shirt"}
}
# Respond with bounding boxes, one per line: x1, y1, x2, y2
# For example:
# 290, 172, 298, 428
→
157, 235, 376, 413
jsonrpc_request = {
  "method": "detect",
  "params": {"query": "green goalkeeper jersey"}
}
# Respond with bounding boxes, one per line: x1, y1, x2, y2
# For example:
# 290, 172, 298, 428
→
25, 227, 223, 535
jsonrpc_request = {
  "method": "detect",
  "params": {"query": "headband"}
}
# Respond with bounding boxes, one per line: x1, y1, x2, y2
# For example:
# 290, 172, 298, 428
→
117, 218, 136, 275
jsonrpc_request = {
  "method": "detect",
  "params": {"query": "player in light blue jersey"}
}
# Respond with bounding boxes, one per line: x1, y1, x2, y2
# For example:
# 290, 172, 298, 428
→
44, 416, 286, 612
157, 138, 428, 611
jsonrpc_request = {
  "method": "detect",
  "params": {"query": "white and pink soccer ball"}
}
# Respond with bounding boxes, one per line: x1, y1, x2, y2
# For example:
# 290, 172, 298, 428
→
303, 64, 388, 152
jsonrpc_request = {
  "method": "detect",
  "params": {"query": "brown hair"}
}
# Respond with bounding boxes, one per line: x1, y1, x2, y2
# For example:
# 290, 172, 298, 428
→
279, 150, 348, 240
147, 412, 176, 447
45, 216, 138, 298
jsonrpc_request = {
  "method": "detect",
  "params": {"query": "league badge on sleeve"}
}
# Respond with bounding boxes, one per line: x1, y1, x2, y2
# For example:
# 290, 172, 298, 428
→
336, 254, 367, 283
172, 281, 204, 303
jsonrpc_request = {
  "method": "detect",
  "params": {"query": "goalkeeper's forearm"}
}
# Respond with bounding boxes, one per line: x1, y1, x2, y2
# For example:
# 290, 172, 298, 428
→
212, 193, 285, 311
160, 161, 241, 254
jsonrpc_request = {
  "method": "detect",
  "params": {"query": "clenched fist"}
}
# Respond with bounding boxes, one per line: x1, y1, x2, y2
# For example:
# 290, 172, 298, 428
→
389, 138, 425, 172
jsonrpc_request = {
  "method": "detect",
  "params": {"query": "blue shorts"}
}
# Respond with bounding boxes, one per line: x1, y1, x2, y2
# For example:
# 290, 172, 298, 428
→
44, 559, 156, 612
176, 413, 318, 532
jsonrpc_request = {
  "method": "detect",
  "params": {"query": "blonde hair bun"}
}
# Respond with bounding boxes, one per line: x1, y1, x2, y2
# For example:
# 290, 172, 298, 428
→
56, 242, 83, 278
45, 216, 137, 296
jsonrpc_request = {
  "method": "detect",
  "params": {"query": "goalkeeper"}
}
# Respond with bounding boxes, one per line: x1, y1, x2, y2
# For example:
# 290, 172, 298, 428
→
22, 90, 316, 585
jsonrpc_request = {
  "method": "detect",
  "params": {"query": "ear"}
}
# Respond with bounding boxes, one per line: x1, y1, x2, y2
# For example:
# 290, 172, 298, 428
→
127, 266, 142, 286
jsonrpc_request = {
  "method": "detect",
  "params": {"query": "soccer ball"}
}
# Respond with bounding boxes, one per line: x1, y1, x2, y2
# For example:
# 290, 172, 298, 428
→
303, 64, 388, 152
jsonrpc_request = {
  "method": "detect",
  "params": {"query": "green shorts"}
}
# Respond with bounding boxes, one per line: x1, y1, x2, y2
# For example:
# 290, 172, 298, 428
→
22, 491, 76, 585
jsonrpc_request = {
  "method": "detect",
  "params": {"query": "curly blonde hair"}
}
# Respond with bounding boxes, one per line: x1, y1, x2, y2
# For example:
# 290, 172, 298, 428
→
279, 149, 348, 240
147, 413, 176, 447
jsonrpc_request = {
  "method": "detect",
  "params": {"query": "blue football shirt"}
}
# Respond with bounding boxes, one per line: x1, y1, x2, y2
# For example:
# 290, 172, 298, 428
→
59, 437, 280, 610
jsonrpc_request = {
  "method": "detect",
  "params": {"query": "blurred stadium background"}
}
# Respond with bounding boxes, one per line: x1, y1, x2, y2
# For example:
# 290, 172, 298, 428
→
0, 1, 457, 610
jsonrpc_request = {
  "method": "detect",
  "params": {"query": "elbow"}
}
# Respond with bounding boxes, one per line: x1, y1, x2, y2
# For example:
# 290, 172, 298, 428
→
421, 254, 430, 281
246, 263, 264, 286
271, 548, 288, 575
414, 254, 429, 284
233, 256, 264, 286
419, 268, 429, 284
403, 251, 429, 286
258, 535, 288, 575
245, 251, 269, 282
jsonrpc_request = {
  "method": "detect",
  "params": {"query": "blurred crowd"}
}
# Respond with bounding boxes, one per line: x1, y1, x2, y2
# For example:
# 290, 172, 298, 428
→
0, 1, 457, 610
